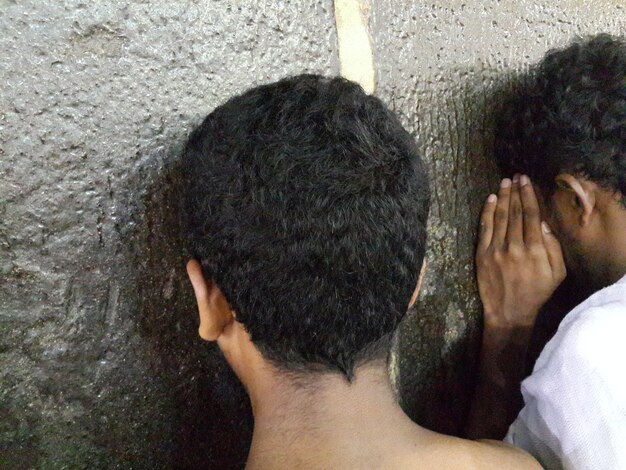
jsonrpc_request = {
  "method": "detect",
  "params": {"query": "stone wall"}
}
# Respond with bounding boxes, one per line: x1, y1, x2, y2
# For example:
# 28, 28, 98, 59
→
1, 1, 624, 468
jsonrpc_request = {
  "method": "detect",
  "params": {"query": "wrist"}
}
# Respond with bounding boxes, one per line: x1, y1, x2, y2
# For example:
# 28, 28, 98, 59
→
483, 306, 539, 331
482, 321, 534, 349
479, 322, 535, 386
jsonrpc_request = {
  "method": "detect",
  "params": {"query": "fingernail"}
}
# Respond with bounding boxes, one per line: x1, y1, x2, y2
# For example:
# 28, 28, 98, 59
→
542, 222, 551, 234
500, 178, 512, 188
520, 175, 529, 186
487, 194, 497, 203
513, 174, 520, 183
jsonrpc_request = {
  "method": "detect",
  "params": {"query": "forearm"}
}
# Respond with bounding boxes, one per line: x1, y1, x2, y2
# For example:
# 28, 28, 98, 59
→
466, 323, 533, 440
469, 175, 567, 439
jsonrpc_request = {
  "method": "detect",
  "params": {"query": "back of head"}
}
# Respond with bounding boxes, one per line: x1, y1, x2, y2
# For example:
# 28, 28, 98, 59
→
183, 75, 430, 378
495, 33, 626, 205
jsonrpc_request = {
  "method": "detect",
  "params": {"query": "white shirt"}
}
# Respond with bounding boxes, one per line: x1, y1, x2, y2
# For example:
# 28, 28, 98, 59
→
505, 274, 626, 470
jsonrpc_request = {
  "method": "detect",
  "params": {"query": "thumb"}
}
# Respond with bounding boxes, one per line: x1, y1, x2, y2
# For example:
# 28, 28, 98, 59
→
542, 222, 567, 281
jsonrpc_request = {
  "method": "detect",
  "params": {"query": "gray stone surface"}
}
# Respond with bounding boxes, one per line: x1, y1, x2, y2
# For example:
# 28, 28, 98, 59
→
1, 1, 625, 468
373, 0, 626, 434
371, 0, 626, 434
0, 1, 337, 468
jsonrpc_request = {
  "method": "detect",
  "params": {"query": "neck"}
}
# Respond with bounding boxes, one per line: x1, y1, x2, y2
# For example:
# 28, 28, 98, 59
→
244, 360, 425, 469
600, 207, 626, 286
606, 253, 626, 286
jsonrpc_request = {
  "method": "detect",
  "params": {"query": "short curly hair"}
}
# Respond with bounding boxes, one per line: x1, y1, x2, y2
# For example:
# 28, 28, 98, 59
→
183, 75, 430, 378
495, 34, 626, 206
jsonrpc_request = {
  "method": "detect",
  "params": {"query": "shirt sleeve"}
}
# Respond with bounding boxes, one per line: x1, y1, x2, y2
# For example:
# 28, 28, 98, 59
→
505, 304, 626, 470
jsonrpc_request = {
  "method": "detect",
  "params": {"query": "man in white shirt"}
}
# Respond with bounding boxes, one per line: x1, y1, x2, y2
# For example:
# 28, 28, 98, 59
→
466, 34, 626, 469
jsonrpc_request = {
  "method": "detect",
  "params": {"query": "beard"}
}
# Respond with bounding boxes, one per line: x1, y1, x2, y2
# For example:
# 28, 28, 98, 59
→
553, 213, 611, 298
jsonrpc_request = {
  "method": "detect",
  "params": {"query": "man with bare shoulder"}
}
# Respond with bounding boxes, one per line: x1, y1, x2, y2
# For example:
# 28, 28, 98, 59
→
467, 34, 626, 470
182, 75, 539, 469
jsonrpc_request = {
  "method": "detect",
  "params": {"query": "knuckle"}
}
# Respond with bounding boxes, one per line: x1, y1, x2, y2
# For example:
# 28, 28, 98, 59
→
521, 185, 536, 199
476, 247, 489, 260
523, 206, 539, 217
476, 258, 488, 270
507, 245, 523, 259
499, 186, 511, 197
479, 222, 487, 236
527, 244, 545, 258
494, 207, 508, 222
510, 203, 522, 221
493, 249, 507, 263
478, 246, 494, 259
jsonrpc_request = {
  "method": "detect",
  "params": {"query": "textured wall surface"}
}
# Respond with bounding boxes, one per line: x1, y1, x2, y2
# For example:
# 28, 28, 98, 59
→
1, 1, 625, 469
374, 0, 626, 435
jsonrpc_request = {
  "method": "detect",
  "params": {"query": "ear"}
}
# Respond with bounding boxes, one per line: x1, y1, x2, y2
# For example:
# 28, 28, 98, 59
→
555, 174, 596, 226
408, 259, 427, 309
186, 260, 235, 341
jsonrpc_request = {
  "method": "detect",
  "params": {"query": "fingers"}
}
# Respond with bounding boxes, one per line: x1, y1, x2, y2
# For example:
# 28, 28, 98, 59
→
478, 193, 497, 251
186, 259, 212, 315
492, 178, 512, 248
506, 174, 524, 247
541, 222, 567, 281
519, 175, 543, 247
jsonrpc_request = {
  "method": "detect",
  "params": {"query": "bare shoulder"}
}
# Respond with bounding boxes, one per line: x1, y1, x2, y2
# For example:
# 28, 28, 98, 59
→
472, 439, 542, 469
410, 431, 541, 470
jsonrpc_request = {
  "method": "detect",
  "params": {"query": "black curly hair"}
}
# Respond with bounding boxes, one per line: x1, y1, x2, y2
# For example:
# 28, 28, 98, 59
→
495, 34, 626, 206
183, 75, 430, 378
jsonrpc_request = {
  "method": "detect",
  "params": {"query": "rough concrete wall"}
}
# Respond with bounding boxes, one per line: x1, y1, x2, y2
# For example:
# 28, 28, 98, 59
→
1, 1, 625, 469
0, 2, 338, 468
374, 0, 626, 435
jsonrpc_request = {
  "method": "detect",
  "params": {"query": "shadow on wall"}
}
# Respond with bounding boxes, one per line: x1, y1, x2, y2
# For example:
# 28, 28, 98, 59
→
126, 142, 253, 469
395, 68, 584, 437
396, 68, 522, 436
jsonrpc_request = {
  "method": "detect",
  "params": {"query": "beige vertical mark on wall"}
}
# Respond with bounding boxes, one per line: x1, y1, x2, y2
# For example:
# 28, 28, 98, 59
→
334, 0, 375, 94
